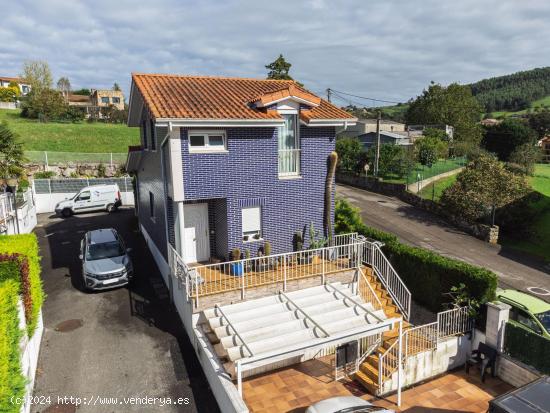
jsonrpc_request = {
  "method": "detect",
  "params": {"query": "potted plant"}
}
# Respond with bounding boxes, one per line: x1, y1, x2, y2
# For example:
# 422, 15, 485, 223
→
230, 248, 244, 276
308, 222, 327, 264
264, 241, 279, 270
254, 246, 269, 272
243, 249, 252, 272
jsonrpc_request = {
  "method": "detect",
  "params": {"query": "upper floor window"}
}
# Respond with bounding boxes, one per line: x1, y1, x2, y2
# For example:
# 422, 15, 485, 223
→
112, 97, 121, 104
188, 131, 227, 153
101, 96, 110, 104
278, 114, 300, 176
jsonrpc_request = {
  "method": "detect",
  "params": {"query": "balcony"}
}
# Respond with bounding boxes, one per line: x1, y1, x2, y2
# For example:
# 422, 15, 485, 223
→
278, 149, 301, 176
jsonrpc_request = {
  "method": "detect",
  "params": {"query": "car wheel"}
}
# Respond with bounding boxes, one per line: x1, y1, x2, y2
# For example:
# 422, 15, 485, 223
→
61, 208, 73, 218
106, 203, 117, 213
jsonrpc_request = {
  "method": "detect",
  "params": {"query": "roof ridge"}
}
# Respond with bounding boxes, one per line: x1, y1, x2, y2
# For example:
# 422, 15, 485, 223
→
132, 73, 296, 82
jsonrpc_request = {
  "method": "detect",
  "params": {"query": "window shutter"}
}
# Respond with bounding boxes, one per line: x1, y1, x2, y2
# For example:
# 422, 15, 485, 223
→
242, 207, 261, 233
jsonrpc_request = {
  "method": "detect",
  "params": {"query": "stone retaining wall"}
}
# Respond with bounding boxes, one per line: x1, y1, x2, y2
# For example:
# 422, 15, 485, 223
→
25, 162, 123, 178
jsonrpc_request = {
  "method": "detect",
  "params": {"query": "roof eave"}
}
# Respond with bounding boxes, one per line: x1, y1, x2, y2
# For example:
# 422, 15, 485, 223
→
154, 118, 286, 128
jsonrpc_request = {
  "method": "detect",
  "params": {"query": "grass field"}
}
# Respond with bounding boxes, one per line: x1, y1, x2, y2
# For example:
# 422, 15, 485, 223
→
418, 174, 457, 201
381, 157, 466, 184
0, 109, 139, 153
501, 164, 550, 261
490, 95, 550, 118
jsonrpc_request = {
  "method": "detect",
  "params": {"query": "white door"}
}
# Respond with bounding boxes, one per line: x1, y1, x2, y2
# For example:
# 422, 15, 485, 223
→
183, 203, 210, 263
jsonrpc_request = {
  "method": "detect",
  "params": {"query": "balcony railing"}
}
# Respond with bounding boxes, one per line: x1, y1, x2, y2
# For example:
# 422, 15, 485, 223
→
278, 149, 301, 176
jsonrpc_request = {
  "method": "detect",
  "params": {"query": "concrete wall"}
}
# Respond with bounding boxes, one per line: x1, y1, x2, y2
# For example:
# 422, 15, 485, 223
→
497, 354, 541, 387
34, 191, 134, 214
17, 302, 44, 413
381, 335, 471, 395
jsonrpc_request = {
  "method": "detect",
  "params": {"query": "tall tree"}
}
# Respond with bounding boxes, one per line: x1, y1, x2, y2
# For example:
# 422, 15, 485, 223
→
265, 54, 294, 80
57, 77, 71, 100
113, 82, 121, 91
440, 153, 529, 225
528, 109, 550, 138
0, 123, 25, 178
406, 82, 483, 148
21, 60, 53, 92
482, 118, 537, 161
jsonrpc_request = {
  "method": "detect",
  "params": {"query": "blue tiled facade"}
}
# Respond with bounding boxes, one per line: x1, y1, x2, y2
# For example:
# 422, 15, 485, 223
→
180, 125, 336, 259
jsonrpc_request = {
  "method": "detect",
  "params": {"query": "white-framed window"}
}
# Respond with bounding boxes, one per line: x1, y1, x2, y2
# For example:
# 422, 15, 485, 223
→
188, 131, 227, 153
242, 206, 262, 242
278, 113, 300, 176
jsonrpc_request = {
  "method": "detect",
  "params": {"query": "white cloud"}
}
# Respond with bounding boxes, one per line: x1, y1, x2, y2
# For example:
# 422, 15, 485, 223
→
1, 0, 549, 104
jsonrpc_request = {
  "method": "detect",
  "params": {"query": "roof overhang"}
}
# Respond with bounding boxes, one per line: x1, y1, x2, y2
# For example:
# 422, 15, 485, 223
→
127, 80, 144, 127
303, 118, 357, 127
154, 118, 285, 128
125, 146, 143, 172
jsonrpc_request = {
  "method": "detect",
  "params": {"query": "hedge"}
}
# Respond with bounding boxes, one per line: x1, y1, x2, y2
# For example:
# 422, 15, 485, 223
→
504, 322, 550, 374
335, 199, 497, 312
0, 277, 26, 413
0, 234, 44, 337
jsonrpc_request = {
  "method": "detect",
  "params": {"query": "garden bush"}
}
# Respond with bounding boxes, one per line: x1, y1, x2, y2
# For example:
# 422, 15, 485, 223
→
335, 198, 497, 312
0, 277, 26, 413
0, 234, 44, 337
504, 322, 550, 374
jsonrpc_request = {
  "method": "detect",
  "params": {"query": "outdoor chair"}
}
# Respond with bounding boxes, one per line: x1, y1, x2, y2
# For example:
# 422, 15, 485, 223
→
465, 342, 497, 382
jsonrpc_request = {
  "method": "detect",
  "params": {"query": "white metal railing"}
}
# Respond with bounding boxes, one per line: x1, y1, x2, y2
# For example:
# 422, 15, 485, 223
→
192, 241, 361, 299
367, 243, 411, 320
356, 332, 382, 373
331, 232, 358, 247
278, 149, 301, 176
357, 267, 383, 312
377, 306, 472, 389
437, 306, 473, 339
0, 193, 15, 224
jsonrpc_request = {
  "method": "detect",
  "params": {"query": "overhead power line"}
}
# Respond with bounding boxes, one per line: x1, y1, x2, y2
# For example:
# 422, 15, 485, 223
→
329, 89, 402, 105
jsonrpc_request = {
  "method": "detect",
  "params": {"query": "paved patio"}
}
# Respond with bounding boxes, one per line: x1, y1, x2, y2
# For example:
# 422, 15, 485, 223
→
242, 357, 513, 413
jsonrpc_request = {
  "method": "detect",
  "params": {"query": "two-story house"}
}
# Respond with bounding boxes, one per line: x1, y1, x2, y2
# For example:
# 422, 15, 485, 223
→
126, 73, 356, 268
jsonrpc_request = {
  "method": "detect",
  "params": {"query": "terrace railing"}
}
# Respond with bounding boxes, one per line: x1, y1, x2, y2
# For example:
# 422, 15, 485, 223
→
437, 306, 473, 339
362, 241, 411, 320
278, 149, 301, 176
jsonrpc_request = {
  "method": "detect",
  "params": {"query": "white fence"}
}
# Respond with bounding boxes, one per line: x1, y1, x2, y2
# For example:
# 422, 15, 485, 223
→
0, 101, 17, 110
0, 190, 37, 235
25, 151, 127, 166
32, 177, 134, 213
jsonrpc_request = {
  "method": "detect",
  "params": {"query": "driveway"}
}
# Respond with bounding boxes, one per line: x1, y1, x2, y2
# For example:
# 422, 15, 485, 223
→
337, 184, 550, 302
32, 209, 219, 412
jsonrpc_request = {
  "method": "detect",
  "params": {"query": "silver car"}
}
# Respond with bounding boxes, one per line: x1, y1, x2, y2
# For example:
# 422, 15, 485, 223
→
305, 396, 395, 413
80, 228, 133, 291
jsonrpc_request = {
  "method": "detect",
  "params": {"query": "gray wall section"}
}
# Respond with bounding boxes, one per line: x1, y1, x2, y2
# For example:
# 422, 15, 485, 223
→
136, 112, 168, 260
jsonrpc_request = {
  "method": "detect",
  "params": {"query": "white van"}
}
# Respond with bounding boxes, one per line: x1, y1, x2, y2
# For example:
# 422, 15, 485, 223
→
55, 184, 122, 217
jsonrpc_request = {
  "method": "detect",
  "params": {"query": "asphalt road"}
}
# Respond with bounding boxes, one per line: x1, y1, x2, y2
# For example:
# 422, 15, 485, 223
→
337, 184, 550, 303
32, 209, 220, 413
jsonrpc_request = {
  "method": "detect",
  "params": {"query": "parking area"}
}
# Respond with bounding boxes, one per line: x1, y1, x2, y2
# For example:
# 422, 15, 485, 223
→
32, 209, 219, 412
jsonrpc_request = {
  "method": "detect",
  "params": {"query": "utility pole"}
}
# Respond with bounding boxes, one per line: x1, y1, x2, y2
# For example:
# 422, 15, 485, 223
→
374, 111, 381, 177
326, 88, 332, 103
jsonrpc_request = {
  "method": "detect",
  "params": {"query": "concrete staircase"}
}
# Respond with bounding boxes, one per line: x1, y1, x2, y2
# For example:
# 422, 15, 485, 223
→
200, 282, 388, 378
354, 267, 411, 395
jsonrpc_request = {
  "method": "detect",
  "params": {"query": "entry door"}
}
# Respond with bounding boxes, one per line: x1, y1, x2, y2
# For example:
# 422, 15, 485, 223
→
183, 203, 210, 263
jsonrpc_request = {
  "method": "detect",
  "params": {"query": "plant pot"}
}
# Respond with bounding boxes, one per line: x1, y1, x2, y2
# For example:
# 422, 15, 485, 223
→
230, 262, 244, 277
297, 251, 313, 265
254, 260, 269, 272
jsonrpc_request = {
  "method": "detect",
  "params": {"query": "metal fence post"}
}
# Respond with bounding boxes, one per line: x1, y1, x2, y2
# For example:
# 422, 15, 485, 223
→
322, 248, 325, 284
110, 153, 113, 168
283, 255, 287, 291
44, 151, 48, 170
241, 260, 246, 300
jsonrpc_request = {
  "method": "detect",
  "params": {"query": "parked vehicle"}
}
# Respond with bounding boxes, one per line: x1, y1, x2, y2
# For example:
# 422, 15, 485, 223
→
55, 184, 122, 217
79, 228, 133, 291
305, 396, 394, 413
497, 289, 550, 339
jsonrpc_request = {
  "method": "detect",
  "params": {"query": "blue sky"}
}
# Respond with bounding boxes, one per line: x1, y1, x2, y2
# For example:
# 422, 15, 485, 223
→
1, 0, 550, 105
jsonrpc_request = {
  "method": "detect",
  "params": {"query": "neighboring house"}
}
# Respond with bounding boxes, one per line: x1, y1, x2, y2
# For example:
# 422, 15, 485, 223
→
0, 76, 31, 96
357, 130, 412, 150
91, 89, 125, 110
408, 124, 454, 141
126, 73, 356, 264
67, 93, 92, 108
480, 118, 501, 127
340, 118, 406, 138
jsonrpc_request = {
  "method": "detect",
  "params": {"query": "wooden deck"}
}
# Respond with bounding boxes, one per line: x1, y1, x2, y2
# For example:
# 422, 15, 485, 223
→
191, 256, 354, 297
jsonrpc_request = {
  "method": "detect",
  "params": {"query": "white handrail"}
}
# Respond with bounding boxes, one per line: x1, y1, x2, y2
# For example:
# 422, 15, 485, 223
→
369, 243, 411, 320
357, 267, 384, 311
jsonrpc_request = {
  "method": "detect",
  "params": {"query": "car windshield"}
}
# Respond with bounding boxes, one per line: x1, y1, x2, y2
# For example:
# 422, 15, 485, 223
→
86, 241, 124, 261
535, 310, 550, 334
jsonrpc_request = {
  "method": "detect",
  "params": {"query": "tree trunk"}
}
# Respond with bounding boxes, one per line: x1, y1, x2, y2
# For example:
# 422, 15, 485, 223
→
324, 151, 338, 242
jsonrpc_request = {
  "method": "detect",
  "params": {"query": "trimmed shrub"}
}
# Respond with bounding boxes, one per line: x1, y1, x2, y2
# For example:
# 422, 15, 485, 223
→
504, 322, 550, 374
0, 234, 44, 337
335, 198, 497, 312
0, 278, 26, 413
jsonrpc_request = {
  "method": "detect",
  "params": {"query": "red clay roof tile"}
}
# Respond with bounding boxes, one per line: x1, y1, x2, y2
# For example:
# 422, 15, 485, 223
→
132, 73, 353, 123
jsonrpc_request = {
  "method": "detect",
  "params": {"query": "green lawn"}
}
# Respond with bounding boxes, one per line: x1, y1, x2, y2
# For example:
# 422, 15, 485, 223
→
0, 109, 139, 153
418, 174, 457, 201
490, 95, 550, 118
380, 157, 466, 184
501, 164, 550, 261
